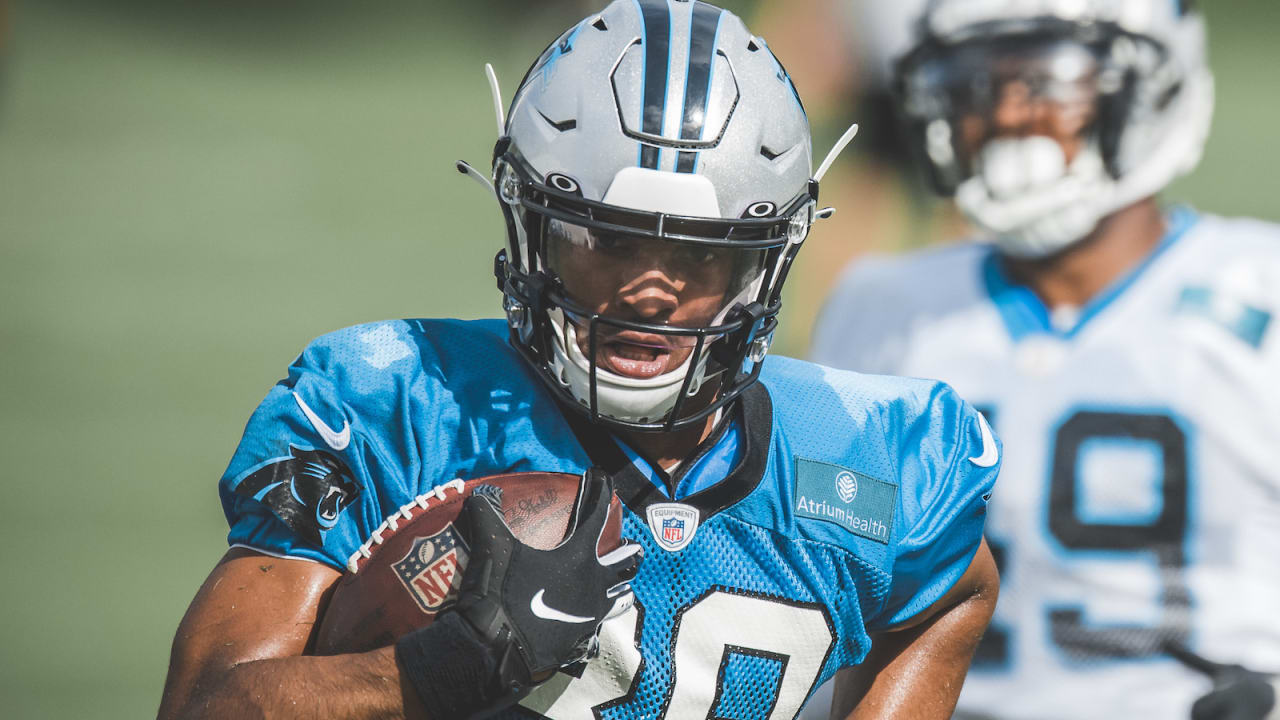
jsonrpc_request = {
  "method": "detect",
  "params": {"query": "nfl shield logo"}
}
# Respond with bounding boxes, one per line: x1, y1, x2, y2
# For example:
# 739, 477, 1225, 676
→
662, 517, 685, 544
647, 503, 700, 552
392, 525, 470, 614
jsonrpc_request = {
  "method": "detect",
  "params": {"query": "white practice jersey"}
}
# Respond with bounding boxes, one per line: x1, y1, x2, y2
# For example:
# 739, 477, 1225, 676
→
810, 208, 1280, 719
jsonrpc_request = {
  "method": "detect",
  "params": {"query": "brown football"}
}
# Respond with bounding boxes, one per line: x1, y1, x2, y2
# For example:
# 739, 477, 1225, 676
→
312, 471, 622, 655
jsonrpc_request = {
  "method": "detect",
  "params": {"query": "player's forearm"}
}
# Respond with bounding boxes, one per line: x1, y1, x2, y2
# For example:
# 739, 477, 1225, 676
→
835, 542, 998, 719
842, 589, 994, 719
166, 646, 431, 720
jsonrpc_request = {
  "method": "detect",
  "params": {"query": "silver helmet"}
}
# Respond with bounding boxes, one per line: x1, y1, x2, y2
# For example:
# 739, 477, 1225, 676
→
895, 0, 1213, 257
483, 0, 831, 431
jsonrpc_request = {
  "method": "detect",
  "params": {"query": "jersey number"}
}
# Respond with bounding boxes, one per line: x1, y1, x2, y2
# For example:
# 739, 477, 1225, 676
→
521, 590, 835, 719
976, 408, 1190, 666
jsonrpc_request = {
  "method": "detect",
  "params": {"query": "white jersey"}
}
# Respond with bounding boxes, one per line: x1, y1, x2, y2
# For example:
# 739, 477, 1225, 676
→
810, 208, 1280, 719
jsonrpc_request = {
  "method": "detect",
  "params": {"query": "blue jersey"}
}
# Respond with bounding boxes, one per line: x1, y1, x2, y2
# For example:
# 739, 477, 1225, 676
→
219, 318, 998, 718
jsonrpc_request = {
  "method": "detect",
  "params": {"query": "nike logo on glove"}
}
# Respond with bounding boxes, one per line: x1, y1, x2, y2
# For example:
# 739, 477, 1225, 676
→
530, 589, 593, 624
969, 413, 998, 468
293, 392, 351, 451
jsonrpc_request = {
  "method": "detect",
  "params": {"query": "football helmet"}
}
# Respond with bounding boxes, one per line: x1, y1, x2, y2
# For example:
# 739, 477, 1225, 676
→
895, 0, 1214, 257
474, 0, 839, 431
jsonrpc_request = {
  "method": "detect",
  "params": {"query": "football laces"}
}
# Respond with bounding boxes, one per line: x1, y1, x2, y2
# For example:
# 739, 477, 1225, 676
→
346, 479, 467, 573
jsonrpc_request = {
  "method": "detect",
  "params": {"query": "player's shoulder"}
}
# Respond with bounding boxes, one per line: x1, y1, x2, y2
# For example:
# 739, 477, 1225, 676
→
761, 355, 975, 460
763, 353, 957, 402
812, 241, 991, 371
759, 356, 996, 604
824, 240, 990, 311
1185, 209, 1280, 252
296, 317, 515, 381
1177, 210, 1280, 278
290, 318, 529, 414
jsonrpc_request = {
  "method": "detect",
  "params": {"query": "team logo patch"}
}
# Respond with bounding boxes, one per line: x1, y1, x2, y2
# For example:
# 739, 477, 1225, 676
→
393, 525, 470, 614
646, 503, 700, 552
233, 445, 361, 547
1175, 285, 1272, 349
794, 458, 896, 545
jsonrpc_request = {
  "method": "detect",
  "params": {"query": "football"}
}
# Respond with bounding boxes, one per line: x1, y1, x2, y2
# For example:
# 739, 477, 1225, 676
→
312, 471, 622, 655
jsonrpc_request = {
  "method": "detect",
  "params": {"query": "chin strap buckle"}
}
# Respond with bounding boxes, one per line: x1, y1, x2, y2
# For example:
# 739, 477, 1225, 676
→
494, 249, 510, 292
711, 302, 769, 368
497, 251, 553, 345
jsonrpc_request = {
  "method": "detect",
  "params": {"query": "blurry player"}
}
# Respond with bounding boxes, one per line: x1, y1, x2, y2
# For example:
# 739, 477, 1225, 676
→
814, 1, 1280, 718
752, 0, 965, 359
158, 2, 1000, 718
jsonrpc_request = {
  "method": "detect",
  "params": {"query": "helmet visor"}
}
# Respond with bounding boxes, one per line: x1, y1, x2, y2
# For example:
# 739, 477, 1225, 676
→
900, 34, 1110, 173
542, 217, 769, 337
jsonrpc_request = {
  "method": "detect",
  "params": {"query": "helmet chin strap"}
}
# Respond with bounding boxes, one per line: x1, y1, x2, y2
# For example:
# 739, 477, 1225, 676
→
959, 69, 1214, 259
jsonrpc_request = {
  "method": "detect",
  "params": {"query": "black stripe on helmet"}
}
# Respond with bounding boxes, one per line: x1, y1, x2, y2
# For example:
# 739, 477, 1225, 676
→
636, 0, 671, 169
676, 2, 723, 173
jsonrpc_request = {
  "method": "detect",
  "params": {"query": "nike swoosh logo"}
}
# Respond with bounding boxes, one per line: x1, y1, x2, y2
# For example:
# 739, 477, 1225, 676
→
293, 392, 350, 451
969, 413, 998, 468
530, 589, 593, 624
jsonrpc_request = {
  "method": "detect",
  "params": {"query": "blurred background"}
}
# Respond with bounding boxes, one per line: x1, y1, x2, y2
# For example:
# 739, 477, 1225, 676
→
1, 0, 1276, 717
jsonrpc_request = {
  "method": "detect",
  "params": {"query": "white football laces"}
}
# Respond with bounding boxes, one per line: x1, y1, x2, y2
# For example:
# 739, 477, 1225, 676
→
346, 478, 467, 573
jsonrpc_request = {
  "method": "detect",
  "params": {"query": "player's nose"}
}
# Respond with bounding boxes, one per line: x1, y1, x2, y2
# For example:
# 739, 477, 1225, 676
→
616, 272, 682, 320
991, 80, 1037, 136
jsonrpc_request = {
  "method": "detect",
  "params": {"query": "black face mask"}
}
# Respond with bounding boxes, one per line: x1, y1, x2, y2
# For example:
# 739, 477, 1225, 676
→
492, 152, 815, 432
896, 23, 1166, 192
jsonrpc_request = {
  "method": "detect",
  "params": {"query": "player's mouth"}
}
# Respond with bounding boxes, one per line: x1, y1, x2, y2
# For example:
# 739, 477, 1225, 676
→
591, 332, 688, 379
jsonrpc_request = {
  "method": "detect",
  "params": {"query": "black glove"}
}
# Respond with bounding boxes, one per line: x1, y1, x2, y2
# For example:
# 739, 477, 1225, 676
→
395, 468, 642, 719
1191, 666, 1277, 720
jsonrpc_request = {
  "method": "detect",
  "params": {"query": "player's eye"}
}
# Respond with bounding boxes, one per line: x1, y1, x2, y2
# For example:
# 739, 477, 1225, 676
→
593, 233, 622, 251
691, 246, 724, 266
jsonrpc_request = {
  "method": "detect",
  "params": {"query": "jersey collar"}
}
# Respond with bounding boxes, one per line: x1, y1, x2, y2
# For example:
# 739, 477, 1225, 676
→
558, 381, 773, 519
982, 206, 1200, 342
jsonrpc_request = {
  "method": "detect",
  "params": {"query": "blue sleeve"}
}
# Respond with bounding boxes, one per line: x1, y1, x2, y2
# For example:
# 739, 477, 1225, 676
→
878, 384, 999, 627
217, 343, 406, 571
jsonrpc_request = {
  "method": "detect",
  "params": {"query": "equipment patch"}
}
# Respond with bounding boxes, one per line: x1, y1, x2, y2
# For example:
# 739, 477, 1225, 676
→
233, 445, 361, 546
646, 503, 700, 552
393, 525, 470, 614
794, 458, 896, 544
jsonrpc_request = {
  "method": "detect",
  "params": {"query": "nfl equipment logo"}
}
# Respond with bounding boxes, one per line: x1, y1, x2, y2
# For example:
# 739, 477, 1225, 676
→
392, 525, 470, 614
647, 503, 700, 552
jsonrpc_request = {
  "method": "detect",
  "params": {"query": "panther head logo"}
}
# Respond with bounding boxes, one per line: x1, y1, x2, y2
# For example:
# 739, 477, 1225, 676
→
233, 445, 361, 546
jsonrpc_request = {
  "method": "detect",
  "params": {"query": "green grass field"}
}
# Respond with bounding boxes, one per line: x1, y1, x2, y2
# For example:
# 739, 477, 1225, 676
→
1, 2, 1276, 717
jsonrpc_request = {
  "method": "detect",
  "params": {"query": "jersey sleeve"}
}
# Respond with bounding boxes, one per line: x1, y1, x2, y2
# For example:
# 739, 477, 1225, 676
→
876, 384, 999, 628
217, 342, 406, 570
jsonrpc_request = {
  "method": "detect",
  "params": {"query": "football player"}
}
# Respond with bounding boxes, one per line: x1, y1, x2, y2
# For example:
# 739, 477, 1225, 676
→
159, 2, 1000, 718
813, 1, 1280, 718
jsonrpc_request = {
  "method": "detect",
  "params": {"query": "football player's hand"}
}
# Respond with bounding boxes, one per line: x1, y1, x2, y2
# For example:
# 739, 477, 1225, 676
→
1190, 667, 1278, 720
1167, 642, 1279, 720
395, 467, 641, 719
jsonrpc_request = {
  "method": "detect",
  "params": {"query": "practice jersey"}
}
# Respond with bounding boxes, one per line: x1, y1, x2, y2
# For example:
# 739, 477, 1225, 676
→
219, 317, 997, 719
812, 208, 1280, 719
